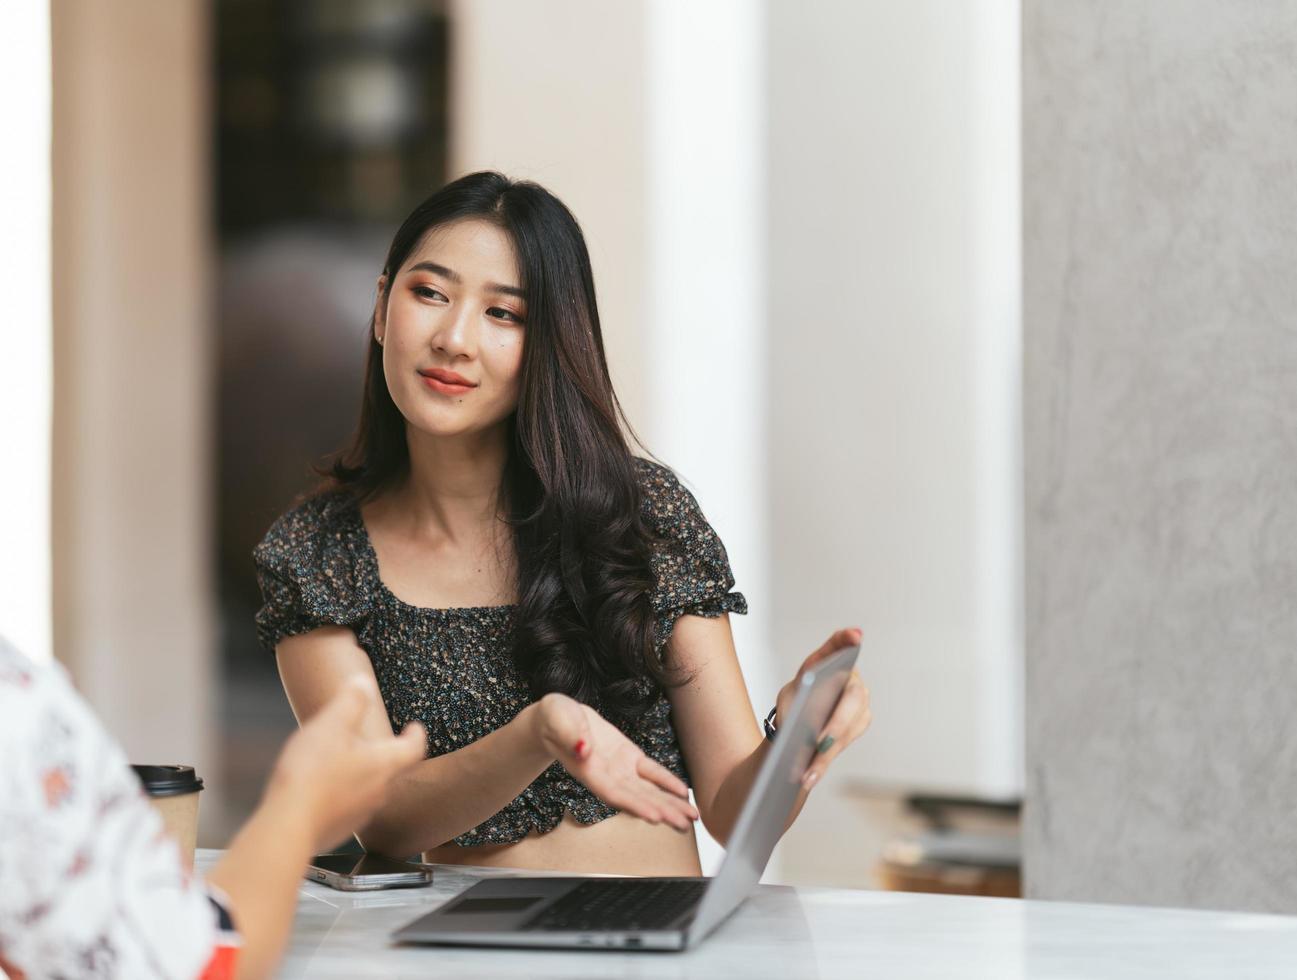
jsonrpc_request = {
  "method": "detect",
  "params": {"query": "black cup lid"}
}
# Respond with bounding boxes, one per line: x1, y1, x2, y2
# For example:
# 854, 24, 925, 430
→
131, 764, 204, 798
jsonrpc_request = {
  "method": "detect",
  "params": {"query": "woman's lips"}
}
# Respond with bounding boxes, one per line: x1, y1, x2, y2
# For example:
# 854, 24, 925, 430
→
419, 368, 476, 396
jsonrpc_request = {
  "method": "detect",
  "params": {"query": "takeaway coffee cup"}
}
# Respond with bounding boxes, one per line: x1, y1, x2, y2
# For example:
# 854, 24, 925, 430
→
132, 764, 205, 870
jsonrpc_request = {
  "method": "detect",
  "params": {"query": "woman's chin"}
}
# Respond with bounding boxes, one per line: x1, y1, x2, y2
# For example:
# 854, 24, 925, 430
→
404, 410, 512, 443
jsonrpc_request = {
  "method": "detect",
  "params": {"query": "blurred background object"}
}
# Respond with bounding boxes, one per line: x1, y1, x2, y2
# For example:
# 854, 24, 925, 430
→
213, 0, 451, 836
863, 786, 1022, 898
215, 0, 449, 232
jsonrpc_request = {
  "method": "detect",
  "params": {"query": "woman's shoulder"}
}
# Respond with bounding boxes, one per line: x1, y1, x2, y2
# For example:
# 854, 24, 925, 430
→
632, 457, 695, 524
253, 488, 361, 571
251, 488, 376, 652
631, 457, 718, 546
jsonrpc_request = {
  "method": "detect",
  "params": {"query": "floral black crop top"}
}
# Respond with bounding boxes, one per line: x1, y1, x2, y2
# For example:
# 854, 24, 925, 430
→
252, 458, 747, 846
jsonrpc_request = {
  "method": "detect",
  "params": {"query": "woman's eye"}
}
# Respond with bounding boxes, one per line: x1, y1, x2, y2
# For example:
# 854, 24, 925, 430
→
488, 307, 524, 324
413, 285, 447, 301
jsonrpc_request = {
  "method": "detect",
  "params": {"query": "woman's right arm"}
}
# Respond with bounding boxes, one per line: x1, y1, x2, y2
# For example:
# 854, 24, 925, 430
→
276, 627, 697, 856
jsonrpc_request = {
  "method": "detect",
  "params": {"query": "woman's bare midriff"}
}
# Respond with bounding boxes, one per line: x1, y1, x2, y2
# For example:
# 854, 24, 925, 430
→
423, 811, 704, 877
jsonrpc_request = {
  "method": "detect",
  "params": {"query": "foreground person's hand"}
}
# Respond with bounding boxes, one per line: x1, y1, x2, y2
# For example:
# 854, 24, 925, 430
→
266, 677, 427, 853
533, 692, 699, 832
208, 678, 426, 980
774, 627, 871, 791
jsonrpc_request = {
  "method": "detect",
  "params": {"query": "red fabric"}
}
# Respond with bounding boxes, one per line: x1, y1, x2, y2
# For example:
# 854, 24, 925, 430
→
198, 941, 240, 980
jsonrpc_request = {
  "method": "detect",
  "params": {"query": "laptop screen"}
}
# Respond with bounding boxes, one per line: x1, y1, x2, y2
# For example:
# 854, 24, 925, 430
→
688, 643, 860, 942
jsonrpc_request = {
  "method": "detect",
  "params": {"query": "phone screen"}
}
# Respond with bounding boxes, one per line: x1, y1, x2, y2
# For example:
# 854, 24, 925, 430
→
309, 853, 422, 877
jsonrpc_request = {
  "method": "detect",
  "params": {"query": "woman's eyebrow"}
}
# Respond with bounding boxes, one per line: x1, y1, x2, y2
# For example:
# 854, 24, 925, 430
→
408, 260, 523, 299
486, 282, 526, 299
409, 260, 460, 281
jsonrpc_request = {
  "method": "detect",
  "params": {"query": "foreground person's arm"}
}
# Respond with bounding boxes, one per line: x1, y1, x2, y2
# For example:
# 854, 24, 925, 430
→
0, 639, 424, 980
276, 627, 699, 858
0, 638, 244, 979
206, 680, 426, 980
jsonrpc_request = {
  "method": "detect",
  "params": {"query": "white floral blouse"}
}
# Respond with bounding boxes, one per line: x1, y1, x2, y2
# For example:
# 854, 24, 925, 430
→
0, 637, 239, 979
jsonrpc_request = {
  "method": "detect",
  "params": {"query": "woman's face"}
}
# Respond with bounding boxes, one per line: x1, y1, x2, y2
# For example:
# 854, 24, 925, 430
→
376, 218, 527, 441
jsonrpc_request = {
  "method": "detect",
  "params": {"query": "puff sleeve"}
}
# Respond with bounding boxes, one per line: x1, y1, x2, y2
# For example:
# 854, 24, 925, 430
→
252, 493, 375, 652
636, 459, 748, 651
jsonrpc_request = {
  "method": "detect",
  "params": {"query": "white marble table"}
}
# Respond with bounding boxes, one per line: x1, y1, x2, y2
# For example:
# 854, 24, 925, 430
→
195, 850, 1297, 978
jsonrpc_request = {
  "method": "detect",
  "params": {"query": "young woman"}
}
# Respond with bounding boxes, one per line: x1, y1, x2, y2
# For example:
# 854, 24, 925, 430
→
254, 172, 872, 877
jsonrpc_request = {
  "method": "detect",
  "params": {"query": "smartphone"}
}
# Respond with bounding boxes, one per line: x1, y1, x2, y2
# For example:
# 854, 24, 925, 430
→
305, 853, 434, 891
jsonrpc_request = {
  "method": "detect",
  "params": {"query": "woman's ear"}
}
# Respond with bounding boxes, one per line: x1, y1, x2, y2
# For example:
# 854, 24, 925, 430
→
373, 274, 389, 345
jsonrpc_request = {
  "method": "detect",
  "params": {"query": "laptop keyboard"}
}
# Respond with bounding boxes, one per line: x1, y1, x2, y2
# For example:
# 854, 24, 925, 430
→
524, 879, 708, 933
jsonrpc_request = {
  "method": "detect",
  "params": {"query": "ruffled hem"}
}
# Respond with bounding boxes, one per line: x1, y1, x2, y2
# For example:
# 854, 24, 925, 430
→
447, 744, 689, 847
654, 590, 748, 652
253, 601, 375, 654
449, 796, 620, 848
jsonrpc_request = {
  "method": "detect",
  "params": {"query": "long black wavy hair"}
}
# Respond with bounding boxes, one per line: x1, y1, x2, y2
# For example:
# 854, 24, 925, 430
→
324, 171, 668, 720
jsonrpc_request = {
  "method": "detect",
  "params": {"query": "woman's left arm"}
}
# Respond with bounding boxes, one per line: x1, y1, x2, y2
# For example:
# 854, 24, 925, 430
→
666, 617, 870, 846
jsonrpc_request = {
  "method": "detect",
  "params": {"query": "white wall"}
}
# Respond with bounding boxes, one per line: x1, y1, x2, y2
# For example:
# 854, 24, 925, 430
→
0, 2, 52, 662
765, 0, 1022, 886
645, 0, 772, 876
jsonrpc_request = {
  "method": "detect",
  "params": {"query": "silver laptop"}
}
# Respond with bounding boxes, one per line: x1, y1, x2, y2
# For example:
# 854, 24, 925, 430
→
392, 642, 859, 952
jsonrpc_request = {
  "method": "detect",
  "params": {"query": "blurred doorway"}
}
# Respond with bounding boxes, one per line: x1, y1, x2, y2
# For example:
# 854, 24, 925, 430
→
212, 0, 450, 837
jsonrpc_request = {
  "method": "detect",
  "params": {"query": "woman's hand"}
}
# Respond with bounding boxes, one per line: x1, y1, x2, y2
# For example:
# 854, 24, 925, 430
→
774, 627, 871, 791
532, 693, 700, 832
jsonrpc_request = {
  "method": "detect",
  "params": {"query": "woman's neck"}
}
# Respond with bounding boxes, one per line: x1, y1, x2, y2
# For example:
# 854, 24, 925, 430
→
390, 422, 510, 543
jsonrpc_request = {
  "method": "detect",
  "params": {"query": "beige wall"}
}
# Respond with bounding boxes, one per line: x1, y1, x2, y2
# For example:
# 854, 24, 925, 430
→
52, 0, 217, 832
449, 0, 649, 432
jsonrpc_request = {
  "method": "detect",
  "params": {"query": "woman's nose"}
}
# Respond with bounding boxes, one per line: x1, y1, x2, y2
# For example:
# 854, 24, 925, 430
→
431, 305, 478, 358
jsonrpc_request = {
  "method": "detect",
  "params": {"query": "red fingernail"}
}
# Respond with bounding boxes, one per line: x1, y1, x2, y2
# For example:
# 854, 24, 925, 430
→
574, 739, 587, 757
